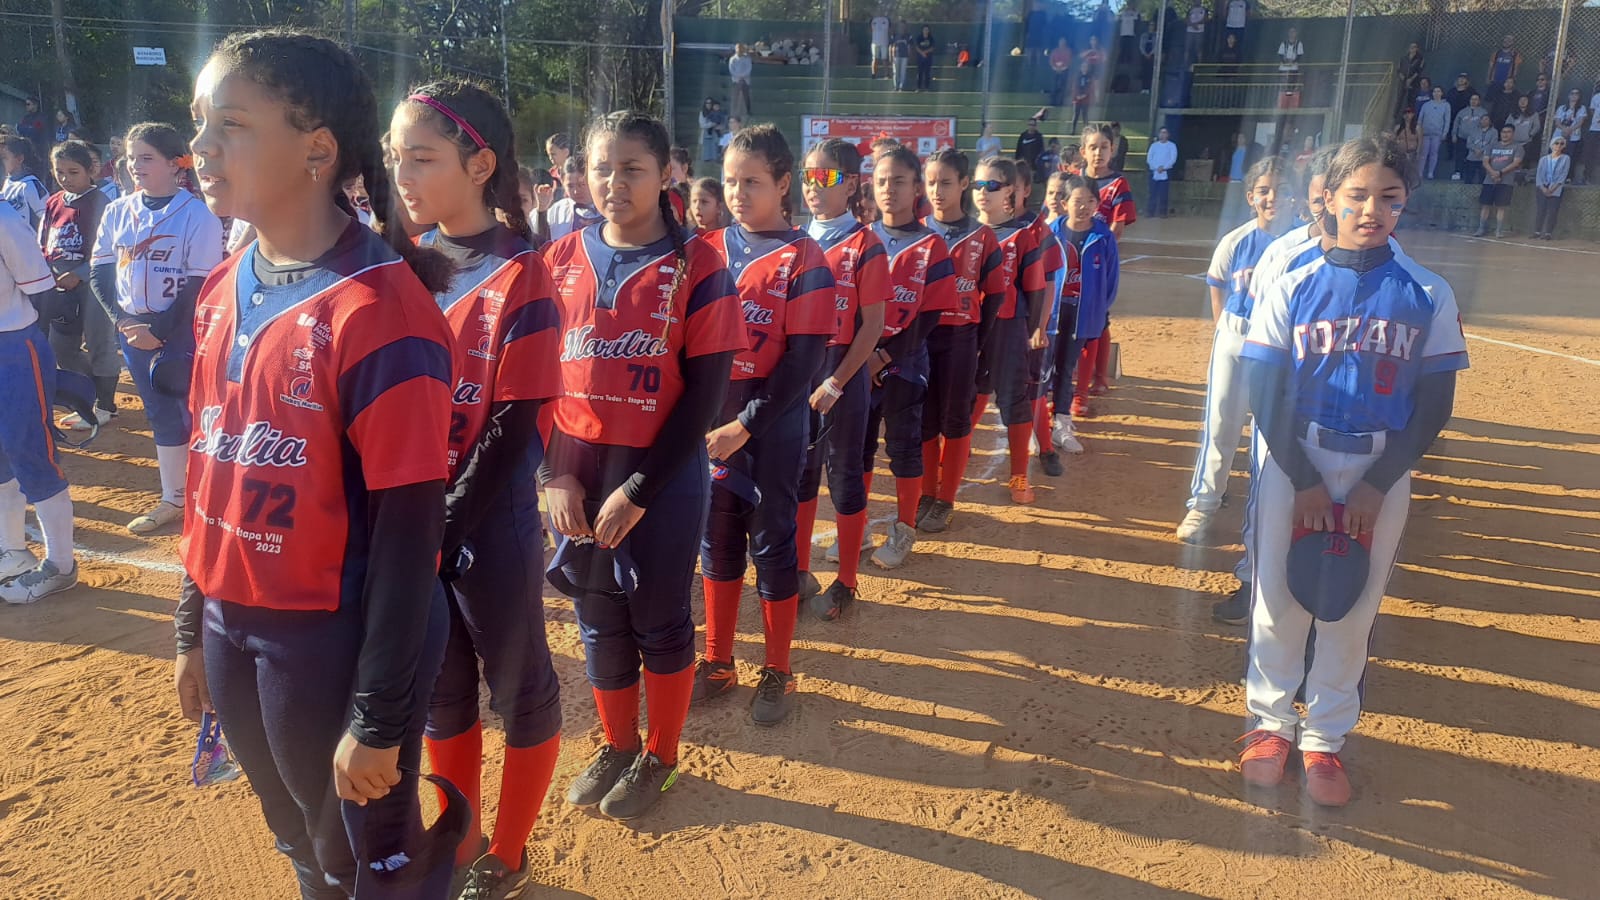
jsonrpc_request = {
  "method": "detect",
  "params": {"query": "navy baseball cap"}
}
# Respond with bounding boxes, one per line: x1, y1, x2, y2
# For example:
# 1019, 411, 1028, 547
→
353, 770, 470, 896
51, 368, 100, 448
546, 530, 641, 598
1287, 504, 1373, 622
150, 343, 193, 397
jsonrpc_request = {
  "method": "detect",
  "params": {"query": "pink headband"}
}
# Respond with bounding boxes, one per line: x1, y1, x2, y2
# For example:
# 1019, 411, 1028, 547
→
408, 94, 487, 150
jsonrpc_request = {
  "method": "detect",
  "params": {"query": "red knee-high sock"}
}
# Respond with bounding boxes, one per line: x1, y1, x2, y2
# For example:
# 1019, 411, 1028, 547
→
488, 734, 560, 868
836, 510, 867, 589
1033, 397, 1052, 449
1094, 325, 1113, 379
762, 595, 798, 673
592, 683, 641, 751
702, 577, 743, 664
970, 393, 989, 429
895, 477, 920, 526
795, 498, 819, 572
938, 434, 972, 503
424, 722, 484, 866
921, 438, 942, 498
1077, 340, 1098, 398
643, 666, 694, 765
1006, 423, 1032, 478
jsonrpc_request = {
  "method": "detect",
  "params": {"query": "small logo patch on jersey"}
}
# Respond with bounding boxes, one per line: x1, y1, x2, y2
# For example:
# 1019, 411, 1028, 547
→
280, 374, 325, 412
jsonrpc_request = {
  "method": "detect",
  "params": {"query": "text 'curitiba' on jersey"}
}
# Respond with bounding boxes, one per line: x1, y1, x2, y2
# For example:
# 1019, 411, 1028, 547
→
1242, 248, 1469, 435
703, 225, 837, 379
543, 225, 748, 448
419, 227, 562, 476
181, 223, 454, 612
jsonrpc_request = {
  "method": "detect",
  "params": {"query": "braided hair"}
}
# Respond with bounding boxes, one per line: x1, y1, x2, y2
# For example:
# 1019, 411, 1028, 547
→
402, 79, 533, 243
209, 30, 451, 293
584, 111, 687, 332
727, 123, 796, 223
804, 138, 865, 221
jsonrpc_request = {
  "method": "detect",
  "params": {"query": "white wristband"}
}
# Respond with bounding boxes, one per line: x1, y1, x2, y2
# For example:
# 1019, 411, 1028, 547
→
821, 377, 844, 399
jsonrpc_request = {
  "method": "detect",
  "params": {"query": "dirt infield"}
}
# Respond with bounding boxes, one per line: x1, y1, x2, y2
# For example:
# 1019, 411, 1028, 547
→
2, 224, 1596, 899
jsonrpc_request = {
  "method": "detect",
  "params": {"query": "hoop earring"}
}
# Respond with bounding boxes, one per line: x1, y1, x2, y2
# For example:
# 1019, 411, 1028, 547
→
311, 167, 320, 182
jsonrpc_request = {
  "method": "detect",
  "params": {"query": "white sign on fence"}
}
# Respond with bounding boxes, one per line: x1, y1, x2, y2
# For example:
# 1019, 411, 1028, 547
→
133, 47, 168, 66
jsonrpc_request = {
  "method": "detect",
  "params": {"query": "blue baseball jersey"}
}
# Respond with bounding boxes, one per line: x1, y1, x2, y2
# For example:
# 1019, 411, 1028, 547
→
1207, 221, 1281, 320
1243, 250, 1469, 434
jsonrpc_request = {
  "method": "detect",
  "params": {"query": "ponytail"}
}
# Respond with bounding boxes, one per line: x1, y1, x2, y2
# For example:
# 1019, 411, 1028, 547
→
403, 79, 534, 245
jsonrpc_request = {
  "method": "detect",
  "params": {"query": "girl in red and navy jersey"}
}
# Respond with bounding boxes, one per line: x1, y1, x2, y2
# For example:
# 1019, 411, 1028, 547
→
1011, 161, 1069, 477
859, 144, 956, 571
970, 157, 1050, 505
39, 141, 118, 425
688, 176, 729, 233
175, 31, 462, 897
390, 81, 564, 895
1081, 126, 1135, 395
795, 139, 889, 621
541, 112, 746, 820
694, 124, 835, 724
918, 148, 1005, 533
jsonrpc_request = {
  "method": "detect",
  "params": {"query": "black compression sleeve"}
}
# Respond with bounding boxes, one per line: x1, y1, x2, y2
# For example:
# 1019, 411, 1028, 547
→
90, 263, 119, 322
349, 480, 446, 749
1022, 287, 1048, 336
443, 398, 543, 551
883, 308, 941, 361
736, 334, 827, 437
148, 276, 203, 343
1244, 357, 1323, 492
976, 290, 1004, 348
622, 350, 736, 507
175, 573, 203, 654
1362, 371, 1456, 492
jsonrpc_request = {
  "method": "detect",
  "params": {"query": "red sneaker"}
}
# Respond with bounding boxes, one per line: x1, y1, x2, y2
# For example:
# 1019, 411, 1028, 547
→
1238, 730, 1292, 787
1303, 751, 1352, 807
1071, 396, 1091, 418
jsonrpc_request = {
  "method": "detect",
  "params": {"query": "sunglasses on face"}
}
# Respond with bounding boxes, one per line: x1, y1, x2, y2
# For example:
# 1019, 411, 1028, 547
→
802, 167, 845, 188
972, 179, 1008, 193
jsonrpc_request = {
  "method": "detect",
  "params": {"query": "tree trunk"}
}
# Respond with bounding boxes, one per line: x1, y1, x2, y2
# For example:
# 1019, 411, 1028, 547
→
50, 0, 79, 118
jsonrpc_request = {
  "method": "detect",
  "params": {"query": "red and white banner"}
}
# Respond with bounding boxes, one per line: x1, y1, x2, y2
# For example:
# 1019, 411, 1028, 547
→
801, 115, 959, 165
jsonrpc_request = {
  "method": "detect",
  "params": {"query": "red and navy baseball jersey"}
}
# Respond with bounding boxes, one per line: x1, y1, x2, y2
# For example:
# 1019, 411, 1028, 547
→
40, 190, 108, 274
925, 215, 1004, 327
419, 228, 562, 476
869, 221, 957, 342
1021, 209, 1066, 283
986, 219, 1047, 321
704, 226, 836, 380
806, 217, 891, 349
1095, 174, 1138, 228
544, 227, 747, 447
181, 223, 454, 612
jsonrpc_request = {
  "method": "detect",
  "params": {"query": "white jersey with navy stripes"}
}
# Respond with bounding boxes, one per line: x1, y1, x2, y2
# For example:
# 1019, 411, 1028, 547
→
1240, 249, 1468, 754
0, 202, 54, 333
91, 190, 224, 316
1, 174, 48, 231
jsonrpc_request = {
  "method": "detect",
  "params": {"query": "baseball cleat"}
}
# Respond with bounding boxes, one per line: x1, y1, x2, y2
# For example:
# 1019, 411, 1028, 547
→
690, 657, 737, 702
128, 501, 182, 535
807, 580, 856, 621
798, 570, 822, 602
913, 494, 936, 529
0, 548, 39, 583
1008, 475, 1035, 504
1211, 582, 1251, 625
598, 753, 677, 820
1175, 509, 1215, 545
566, 745, 639, 807
1038, 451, 1064, 477
918, 499, 954, 533
1, 560, 77, 604
749, 666, 797, 726
871, 521, 916, 569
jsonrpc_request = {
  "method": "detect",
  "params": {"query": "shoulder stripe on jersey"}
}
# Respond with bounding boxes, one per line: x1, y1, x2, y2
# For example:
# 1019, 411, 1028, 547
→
1020, 245, 1042, 269
789, 266, 834, 299
858, 240, 887, 265
981, 246, 1004, 276
338, 336, 452, 426
925, 256, 955, 282
439, 248, 537, 311
502, 296, 560, 344
688, 266, 736, 317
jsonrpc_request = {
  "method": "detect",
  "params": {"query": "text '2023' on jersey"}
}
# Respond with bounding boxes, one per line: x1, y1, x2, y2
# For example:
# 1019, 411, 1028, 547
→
869, 221, 957, 339
704, 226, 837, 378
925, 216, 1005, 326
1243, 249, 1469, 435
181, 223, 454, 611
543, 226, 747, 448
806, 216, 891, 348
418, 228, 561, 475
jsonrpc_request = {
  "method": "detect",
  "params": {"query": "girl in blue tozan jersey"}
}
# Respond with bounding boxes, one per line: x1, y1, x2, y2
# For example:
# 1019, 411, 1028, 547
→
1236, 135, 1468, 808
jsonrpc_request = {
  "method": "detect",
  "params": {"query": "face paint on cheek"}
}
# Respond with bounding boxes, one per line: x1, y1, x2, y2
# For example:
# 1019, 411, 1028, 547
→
1389, 203, 1404, 218
1340, 207, 1357, 221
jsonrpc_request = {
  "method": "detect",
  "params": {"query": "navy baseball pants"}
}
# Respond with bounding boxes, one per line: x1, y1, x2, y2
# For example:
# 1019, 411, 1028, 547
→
118, 332, 190, 446
1052, 335, 1089, 409
204, 589, 450, 900
922, 324, 979, 442
798, 345, 870, 517
976, 316, 1033, 425
427, 452, 562, 750
0, 326, 67, 503
702, 378, 808, 602
864, 366, 927, 479
548, 438, 706, 690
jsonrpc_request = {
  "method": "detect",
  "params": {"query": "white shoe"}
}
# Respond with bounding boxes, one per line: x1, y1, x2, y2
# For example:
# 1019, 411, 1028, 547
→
825, 541, 840, 564
871, 521, 916, 570
0, 548, 39, 582
1, 559, 77, 604
1175, 509, 1214, 545
58, 407, 113, 431
1052, 414, 1084, 454
128, 501, 183, 535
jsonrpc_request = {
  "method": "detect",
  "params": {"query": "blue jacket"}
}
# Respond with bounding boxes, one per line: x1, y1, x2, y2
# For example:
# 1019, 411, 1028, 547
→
1050, 217, 1119, 341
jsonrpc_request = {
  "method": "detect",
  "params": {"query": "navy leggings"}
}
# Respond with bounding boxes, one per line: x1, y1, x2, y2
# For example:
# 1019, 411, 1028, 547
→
427, 455, 561, 749
976, 315, 1033, 425
798, 345, 870, 516
204, 590, 450, 900
701, 379, 808, 601
548, 437, 706, 690
923, 324, 979, 442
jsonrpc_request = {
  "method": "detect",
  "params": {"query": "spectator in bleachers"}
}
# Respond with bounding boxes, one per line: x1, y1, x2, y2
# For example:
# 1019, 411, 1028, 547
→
1016, 119, 1046, 172
1464, 113, 1495, 186
1184, 0, 1209, 71
1443, 72, 1475, 171
1486, 34, 1522, 89
1224, 0, 1249, 49
1039, 138, 1062, 175
1507, 95, 1540, 171
1553, 90, 1586, 183
1474, 123, 1522, 238
1453, 92, 1486, 180
976, 122, 1003, 161
1276, 27, 1304, 89
1083, 35, 1107, 81
914, 25, 937, 91
1146, 127, 1177, 218
699, 98, 726, 163
1531, 135, 1570, 240
1219, 33, 1243, 76
891, 28, 911, 92
1228, 133, 1249, 182
1071, 60, 1095, 131
1419, 86, 1452, 180
1412, 76, 1434, 116
1050, 38, 1075, 107
1586, 81, 1600, 186
719, 116, 743, 157
1110, 121, 1129, 173
15, 98, 48, 151
1120, 3, 1140, 64
729, 43, 753, 118
871, 11, 891, 79
1397, 42, 1426, 117
1395, 108, 1421, 177
1489, 78, 1521, 129
1529, 73, 1551, 116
